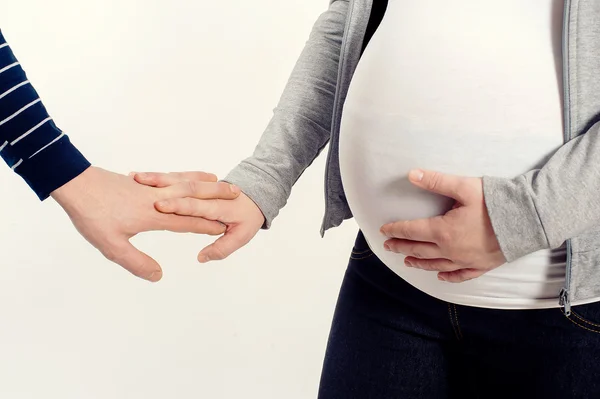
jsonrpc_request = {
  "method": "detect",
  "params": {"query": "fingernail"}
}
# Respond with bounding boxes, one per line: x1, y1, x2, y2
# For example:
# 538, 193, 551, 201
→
409, 169, 424, 182
384, 243, 391, 251
198, 254, 210, 263
230, 184, 240, 194
438, 274, 446, 282
156, 200, 168, 208
405, 260, 412, 267
137, 173, 148, 179
148, 270, 161, 281
128, 172, 136, 177
380, 227, 389, 237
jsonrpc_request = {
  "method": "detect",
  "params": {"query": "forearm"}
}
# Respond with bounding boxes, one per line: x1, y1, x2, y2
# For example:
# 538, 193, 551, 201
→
0, 30, 90, 199
225, 0, 349, 228
483, 121, 600, 261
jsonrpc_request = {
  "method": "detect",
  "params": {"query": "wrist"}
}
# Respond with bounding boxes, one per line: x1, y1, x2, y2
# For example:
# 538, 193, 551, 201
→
51, 166, 97, 206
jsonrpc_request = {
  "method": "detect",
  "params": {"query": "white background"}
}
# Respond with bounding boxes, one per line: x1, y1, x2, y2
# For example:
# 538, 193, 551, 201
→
0, 1, 358, 397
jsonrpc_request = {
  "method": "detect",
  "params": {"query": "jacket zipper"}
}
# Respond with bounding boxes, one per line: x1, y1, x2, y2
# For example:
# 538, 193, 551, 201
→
322, 0, 356, 235
559, 0, 573, 317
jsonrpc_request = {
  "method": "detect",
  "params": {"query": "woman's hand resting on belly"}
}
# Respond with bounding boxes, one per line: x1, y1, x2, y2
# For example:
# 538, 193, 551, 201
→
380, 169, 507, 283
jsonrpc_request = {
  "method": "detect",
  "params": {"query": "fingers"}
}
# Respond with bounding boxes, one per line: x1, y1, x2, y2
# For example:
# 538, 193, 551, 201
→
404, 257, 461, 272
155, 197, 224, 220
197, 226, 250, 263
158, 213, 226, 235
408, 169, 470, 204
132, 171, 218, 187
160, 180, 240, 201
438, 269, 486, 283
381, 218, 441, 243
384, 239, 442, 259
102, 239, 163, 282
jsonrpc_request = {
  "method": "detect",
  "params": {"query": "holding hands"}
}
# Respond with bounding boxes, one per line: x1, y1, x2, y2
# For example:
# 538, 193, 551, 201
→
52, 167, 246, 282
132, 171, 265, 264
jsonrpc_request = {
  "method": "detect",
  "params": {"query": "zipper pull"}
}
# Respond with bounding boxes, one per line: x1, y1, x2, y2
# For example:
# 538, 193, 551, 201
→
559, 288, 572, 317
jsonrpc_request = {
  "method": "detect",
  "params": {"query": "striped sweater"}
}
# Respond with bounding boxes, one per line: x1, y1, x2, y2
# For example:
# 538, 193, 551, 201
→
0, 30, 90, 199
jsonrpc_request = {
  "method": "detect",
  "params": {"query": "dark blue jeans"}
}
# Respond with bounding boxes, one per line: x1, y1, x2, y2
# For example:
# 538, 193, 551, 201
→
318, 232, 600, 399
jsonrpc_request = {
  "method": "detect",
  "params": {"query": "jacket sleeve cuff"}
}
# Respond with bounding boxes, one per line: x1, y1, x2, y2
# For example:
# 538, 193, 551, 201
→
15, 135, 91, 200
482, 175, 551, 262
224, 161, 289, 229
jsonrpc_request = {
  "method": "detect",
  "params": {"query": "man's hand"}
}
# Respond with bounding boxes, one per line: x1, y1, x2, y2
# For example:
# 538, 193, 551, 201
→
133, 172, 265, 263
380, 169, 506, 283
51, 167, 241, 282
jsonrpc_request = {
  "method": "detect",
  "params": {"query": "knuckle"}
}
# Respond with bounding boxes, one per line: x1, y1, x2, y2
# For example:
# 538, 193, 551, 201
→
206, 200, 221, 219
415, 261, 429, 270
428, 263, 440, 271
211, 246, 228, 260
436, 230, 453, 246
440, 262, 454, 272
181, 198, 194, 214
166, 172, 180, 183
461, 270, 478, 282
433, 218, 454, 244
103, 250, 118, 263
102, 244, 126, 263
428, 172, 442, 190
396, 222, 410, 239
217, 182, 231, 195
458, 256, 474, 268
187, 180, 199, 196
411, 246, 423, 259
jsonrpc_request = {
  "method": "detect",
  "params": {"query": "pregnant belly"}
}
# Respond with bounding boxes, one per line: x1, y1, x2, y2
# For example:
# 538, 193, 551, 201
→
337, 0, 568, 308
340, 108, 561, 222
338, 108, 566, 309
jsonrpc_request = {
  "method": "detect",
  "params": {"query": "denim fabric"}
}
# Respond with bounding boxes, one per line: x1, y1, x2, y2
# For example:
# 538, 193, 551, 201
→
318, 232, 600, 399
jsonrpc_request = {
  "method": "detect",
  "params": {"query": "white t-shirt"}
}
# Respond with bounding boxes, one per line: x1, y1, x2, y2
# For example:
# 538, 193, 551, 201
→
338, 0, 583, 309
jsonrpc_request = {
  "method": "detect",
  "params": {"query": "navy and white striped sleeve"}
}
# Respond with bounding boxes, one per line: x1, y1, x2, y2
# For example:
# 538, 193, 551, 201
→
0, 30, 90, 200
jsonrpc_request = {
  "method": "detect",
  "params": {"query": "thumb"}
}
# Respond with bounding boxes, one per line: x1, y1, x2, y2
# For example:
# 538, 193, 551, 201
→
197, 226, 250, 263
408, 169, 469, 203
102, 239, 163, 282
